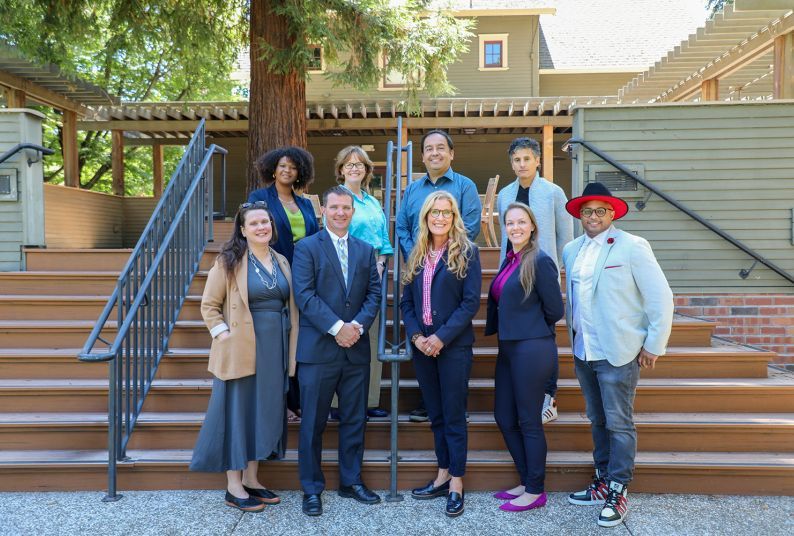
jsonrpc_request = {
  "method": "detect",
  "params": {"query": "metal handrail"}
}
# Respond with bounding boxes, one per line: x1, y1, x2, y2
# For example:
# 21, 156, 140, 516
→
0, 142, 54, 165
377, 116, 413, 502
565, 137, 794, 285
78, 119, 227, 501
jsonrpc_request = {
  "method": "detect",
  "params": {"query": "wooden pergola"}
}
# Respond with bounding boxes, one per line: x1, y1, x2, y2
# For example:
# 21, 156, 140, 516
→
0, 40, 118, 189
618, 0, 794, 103
77, 96, 601, 185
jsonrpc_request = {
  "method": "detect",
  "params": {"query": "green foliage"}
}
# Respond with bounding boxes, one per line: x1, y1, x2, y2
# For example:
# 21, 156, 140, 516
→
706, 0, 732, 16
0, 0, 247, 194
255, 0, 473, 112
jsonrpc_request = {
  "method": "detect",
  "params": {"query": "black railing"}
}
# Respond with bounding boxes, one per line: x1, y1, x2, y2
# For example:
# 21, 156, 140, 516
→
78, 120, 227, 501
564, 137, 794, 285
0, 142, 54, 165
377, 116, 413, 502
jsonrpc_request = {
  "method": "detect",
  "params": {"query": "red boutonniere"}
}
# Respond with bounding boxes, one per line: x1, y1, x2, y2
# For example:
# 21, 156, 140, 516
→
607, 237, 615, 244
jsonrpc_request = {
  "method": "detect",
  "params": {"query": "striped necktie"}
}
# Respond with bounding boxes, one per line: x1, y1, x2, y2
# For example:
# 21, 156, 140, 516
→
337, 237, 348, 288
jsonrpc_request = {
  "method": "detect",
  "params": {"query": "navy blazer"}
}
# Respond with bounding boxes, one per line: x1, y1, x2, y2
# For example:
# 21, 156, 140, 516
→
400, 247, 482, 348
248, 184, 319, 264
292, 230, 381, 366
485, 250, 564, 340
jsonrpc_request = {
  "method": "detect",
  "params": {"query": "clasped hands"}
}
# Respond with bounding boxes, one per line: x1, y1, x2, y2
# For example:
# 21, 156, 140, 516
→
414, 334, 444, 358
335, 321, 363, 348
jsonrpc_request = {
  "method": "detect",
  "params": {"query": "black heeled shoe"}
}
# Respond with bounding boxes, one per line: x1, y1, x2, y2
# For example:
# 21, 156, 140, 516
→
411, 478, 450, 500
445, 491, 464, 517
243, 485, 280, 504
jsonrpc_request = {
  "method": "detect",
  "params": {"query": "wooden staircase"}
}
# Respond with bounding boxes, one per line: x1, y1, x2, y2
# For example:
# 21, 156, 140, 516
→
1, 222, 793, 495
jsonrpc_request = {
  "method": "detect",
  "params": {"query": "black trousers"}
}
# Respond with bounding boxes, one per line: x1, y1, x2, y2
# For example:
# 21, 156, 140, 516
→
494, 336, 557, 493
413, 345, 473, 477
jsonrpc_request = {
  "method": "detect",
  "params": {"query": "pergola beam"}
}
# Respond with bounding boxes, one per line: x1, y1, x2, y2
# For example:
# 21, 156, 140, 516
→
773, 32, 794, 98
62, 110, 79, 187
0, 70, 85, 114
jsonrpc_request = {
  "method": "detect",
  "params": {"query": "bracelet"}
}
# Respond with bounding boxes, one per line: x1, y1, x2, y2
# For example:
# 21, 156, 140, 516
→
410, 333, 421, 344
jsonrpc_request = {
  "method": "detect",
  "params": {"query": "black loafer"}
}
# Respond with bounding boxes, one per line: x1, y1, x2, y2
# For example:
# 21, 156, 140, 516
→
338, 483, 381, 504
367, 408, 389, 418
445, 491, 465, 517
302, 493, 322, 516
409, 408, 429, 423
411, 479, 450, 500
225, 491, 265, 512
243, 485, 280, 504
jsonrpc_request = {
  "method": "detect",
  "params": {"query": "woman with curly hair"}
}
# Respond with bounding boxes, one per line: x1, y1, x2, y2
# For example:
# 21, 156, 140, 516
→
248, 146, 319, 265
248, 146, 319, 422
400, 191, 481, 518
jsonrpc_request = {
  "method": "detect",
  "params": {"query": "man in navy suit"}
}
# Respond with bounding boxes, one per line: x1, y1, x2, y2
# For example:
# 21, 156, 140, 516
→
292, 186, 382, 516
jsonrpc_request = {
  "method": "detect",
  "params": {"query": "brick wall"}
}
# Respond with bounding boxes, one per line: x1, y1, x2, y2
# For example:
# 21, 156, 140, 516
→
675, 293, 794, 365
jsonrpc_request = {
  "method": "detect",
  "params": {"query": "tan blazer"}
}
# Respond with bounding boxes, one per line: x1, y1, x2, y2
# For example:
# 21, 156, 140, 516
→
201, 249, 299, 381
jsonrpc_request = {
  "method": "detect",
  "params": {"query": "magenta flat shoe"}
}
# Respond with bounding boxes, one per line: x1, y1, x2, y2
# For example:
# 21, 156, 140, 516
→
493, 490, 520, 500
499, 492, 548, 512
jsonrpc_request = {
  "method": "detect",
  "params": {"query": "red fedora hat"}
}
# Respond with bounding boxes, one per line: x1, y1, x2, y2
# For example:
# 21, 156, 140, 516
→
566, 182, 629, 220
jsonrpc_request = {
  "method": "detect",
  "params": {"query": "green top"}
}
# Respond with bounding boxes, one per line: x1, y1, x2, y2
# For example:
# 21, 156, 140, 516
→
284, 205, 306, 243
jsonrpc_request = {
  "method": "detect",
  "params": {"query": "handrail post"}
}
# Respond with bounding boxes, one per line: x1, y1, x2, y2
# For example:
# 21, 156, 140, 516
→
102, 353, 121, 502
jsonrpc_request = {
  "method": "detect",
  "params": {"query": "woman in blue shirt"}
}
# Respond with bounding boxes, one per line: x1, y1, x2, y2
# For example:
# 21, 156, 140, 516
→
333, 145, 394, 418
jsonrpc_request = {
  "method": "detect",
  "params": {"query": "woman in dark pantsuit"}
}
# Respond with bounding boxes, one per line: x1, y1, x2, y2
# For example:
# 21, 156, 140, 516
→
400, 191, 481, 518
190, 202, 298, 512
485, 202, 564, 512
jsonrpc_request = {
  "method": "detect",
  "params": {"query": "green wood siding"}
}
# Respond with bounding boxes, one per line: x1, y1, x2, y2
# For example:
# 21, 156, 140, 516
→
573, 102, 794, 292
0, 113, 25, 271
306, 16, 538, 101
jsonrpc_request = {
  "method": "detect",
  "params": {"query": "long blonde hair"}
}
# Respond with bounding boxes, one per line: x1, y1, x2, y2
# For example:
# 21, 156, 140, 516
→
403, 191, 473, 284
503, 202, 539, 299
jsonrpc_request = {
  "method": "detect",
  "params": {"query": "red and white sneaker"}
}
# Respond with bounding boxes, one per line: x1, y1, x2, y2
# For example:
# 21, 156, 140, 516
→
567, 469, 608, 505
598, 481, 629, 528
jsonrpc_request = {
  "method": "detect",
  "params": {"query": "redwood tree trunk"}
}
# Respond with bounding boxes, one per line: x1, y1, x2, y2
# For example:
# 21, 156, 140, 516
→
247, 0, 307, 194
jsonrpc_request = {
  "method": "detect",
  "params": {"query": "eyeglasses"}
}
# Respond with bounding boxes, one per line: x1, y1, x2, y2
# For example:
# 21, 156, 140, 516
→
343, 162, 366, 170
580, 207, 614, 218
239, 201, 268, 210
429, 209, 454, 219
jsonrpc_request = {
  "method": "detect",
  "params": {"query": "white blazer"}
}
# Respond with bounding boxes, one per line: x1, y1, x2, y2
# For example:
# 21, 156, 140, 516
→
562, 227, 674, 367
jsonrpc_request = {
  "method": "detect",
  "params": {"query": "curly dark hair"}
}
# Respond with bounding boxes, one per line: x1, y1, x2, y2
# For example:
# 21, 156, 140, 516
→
217, 201, 279, 281
255, 146, 315, 191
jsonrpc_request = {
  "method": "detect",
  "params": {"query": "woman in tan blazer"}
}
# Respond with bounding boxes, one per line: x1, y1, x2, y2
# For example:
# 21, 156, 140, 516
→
190, 201, 298, 513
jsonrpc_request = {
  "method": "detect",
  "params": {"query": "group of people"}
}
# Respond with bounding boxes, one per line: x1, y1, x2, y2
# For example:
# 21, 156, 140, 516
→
189, 129, 674, 530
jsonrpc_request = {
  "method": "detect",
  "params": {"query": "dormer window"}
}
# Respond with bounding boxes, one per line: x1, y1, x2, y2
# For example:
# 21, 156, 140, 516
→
479, 34, 509, 71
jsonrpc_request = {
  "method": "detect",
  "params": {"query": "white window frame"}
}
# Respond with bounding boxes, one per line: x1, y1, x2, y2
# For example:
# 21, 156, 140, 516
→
478, 33, 509, 71
378, 54, 423, 91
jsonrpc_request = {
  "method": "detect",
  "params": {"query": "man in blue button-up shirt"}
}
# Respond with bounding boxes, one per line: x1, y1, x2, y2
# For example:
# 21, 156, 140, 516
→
395, 130, 481, 256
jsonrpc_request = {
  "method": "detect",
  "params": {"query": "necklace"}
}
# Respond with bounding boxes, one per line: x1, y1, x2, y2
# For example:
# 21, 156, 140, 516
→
249, 250, 278, 290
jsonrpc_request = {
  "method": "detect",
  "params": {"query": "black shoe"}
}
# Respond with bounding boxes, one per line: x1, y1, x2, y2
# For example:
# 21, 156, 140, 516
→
465, 412, 470, 423
302, 493, 322, 516
328, 409, 340, 421
338, 483, 381, 504
367, 408, 389, 418
409, 407, 429, 423
225, 491, 265, 512
445, 491, 465, 517
411, 478, 450, 500
243, 485, 280, 504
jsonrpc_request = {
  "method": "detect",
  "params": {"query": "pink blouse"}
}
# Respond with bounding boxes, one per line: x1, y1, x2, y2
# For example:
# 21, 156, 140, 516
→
422, 244, 447, 325
490, 250, 521, 302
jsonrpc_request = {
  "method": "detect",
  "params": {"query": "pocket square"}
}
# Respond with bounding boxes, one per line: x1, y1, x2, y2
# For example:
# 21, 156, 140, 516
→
604, 265, 623, 269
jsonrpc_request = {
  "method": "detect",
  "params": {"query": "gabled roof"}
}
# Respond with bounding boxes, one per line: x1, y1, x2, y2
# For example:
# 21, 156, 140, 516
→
618, 1, 794, 102
0, 40, 118, 107
539, 0, 710, 70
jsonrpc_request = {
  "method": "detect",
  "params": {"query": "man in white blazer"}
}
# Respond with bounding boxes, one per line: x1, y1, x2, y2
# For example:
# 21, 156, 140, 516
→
562, 182, 673, 528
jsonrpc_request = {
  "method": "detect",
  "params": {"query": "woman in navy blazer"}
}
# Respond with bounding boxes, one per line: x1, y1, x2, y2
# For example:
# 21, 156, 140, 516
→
486, 202, 564, 512
247, 146, 319, 265
400, 191, 481, 518
248, 146, 319, 422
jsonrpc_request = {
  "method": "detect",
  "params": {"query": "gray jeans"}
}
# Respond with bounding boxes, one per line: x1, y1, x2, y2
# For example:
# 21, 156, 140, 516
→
574, 357, 640, 485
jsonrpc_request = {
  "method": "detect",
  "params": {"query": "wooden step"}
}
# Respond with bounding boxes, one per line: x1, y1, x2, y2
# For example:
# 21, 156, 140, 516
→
3, 376, 792, 413
0, 448, 791, 495
384, 317, 716, 348
0, 272, 209, 296
3, 411, 792, 454
0, 345, 773, 381
0, 295, 204, 321
24, 249, 219, 272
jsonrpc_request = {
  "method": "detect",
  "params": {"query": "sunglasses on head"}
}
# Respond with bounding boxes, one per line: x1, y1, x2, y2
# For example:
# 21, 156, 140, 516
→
239, 200, 268, 210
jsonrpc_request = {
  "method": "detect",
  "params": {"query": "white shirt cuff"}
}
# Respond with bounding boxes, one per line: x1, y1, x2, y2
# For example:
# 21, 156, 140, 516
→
352, 320, 364, 335
328, 320, 344, 336
210, 323, 229, 338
